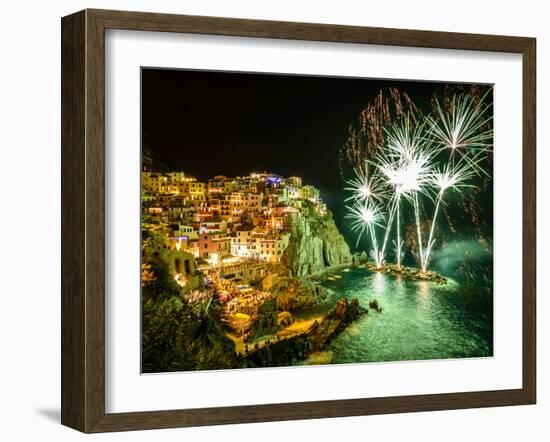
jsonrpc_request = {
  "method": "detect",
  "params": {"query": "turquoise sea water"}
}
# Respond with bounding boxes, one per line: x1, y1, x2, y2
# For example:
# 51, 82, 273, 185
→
307, 267, 493, 365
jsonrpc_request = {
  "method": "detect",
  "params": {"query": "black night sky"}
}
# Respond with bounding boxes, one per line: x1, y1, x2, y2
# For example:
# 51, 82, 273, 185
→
141, 68, 452, 245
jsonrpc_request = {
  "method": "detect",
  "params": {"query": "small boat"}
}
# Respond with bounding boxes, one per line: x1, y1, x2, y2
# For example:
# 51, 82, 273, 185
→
333, 275, 343, 280
327, 276, 336, 281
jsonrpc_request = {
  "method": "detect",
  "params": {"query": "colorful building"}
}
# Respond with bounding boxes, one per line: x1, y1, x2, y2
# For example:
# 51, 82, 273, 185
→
198, 232, 232, 261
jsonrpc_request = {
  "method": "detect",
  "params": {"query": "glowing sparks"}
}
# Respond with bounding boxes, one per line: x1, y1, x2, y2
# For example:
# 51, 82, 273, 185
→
378, 116, 436, 201
374, 114, 437, 268
344, 162, 389, 204
346, 200, 385, 231
344, 90, 492, 272
393, 153, 433, 197
345, 200, 385, 267
428, 92, 493, 177
384, 114, 426, 162
429, 160, 476, 193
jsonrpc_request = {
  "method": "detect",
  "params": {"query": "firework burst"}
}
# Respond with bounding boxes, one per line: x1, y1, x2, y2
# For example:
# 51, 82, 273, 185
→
376, 115, 437, 266
344, 162, 390, 205
428, 92, 493, 176
429, 159, 477, 193
344, 89, 492, 273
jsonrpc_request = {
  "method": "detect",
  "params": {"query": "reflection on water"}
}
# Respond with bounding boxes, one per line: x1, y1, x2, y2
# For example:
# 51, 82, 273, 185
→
306, 267, 493, 365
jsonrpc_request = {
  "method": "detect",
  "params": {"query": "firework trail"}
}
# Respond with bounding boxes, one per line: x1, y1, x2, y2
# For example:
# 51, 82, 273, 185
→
420, 159, 478, 270
345, 199, 385, 267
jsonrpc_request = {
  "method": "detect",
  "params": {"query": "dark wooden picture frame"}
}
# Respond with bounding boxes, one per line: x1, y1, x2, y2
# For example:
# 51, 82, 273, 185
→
61, 8, 536, 433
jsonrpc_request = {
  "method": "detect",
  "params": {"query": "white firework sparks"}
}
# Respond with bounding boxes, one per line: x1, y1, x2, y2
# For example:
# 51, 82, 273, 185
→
345, 200, 385, 267
346, 200, 385, 232
377, 115, 437, 267
345, 91, 492, 273
429, 159, 476, 193
379, 116, 437, 201
344, 162, 390, 204
428, 92, 493, 176
384, 114, 426, 162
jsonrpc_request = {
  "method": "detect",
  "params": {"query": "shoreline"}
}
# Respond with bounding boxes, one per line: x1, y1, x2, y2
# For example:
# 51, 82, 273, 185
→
222, 259, 448, 366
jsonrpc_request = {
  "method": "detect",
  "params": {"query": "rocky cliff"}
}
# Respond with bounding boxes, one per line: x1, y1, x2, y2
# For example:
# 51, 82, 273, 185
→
284, 202, 352, 277
271, 277, 329, 311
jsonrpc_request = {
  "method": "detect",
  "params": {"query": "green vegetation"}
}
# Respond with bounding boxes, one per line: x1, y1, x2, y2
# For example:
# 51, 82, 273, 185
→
142, 297, 238, 373
141, 230, 238, 373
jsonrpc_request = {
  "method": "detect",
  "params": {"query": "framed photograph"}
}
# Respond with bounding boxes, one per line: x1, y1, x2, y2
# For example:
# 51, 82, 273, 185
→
61, 9, 536, 433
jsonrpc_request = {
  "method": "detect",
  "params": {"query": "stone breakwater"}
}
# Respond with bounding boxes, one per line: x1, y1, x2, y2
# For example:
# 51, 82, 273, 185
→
365, 262, 448, 285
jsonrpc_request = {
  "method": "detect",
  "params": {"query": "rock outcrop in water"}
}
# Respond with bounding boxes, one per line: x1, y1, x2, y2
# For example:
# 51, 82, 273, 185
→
283, 201, 352, 277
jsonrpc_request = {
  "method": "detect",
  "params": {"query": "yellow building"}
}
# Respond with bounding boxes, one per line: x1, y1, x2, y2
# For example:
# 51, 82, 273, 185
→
257, 233, 290, 263
231, 225, 261, 258
187, 180, 206, 200
286, 176, 303, 188
142, 173, 168, 193
208, 176, 236, 196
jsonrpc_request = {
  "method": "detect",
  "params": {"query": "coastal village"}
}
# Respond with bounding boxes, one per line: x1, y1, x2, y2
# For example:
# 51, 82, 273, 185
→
141, 169, 367, 370
142, 170, 325, 278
